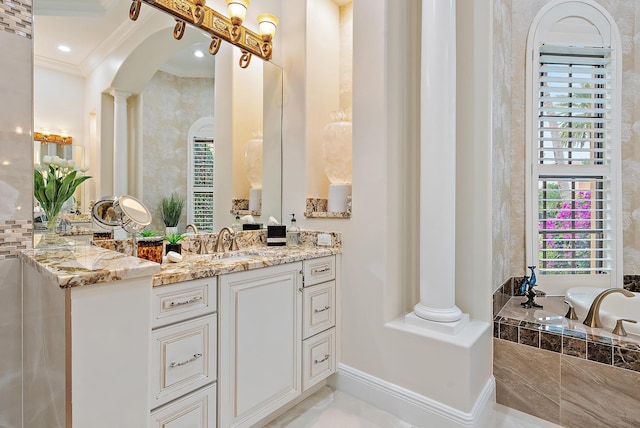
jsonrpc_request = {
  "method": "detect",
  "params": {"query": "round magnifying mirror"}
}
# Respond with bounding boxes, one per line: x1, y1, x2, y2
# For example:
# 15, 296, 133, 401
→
114, 195, 152, 233
91, 196, 120, 229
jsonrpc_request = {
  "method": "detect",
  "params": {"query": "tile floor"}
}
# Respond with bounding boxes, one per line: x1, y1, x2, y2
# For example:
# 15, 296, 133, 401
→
265, 386, 563, 428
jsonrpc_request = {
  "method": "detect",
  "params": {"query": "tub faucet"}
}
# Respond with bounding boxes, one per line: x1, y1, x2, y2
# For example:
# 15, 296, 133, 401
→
583, 288, 635, 328
215, 227, 239, 252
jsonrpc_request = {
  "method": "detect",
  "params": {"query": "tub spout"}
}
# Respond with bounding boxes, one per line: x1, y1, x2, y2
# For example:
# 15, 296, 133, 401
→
583, 288, 635, 328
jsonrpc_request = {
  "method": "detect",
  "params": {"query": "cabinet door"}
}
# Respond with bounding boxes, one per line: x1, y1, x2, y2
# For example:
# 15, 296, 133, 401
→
219, 263, 303, 428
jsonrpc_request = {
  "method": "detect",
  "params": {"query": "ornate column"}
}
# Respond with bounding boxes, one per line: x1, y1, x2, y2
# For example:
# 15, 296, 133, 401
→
109, 89, 131, 196
407, 0, 467, 333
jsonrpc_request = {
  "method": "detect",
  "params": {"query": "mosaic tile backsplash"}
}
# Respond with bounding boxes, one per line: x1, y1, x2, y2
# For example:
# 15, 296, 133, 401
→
0, 0, 31, 38
0, 219, 32, 259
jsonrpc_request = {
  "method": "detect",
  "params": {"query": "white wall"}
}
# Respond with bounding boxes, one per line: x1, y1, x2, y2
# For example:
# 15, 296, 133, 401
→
282, 0, 493, 415
34, 67, 85, 147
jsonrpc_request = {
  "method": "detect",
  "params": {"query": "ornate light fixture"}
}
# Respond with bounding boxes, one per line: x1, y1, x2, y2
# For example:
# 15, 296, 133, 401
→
33, 130, 72, 145
129, 0, 278, 69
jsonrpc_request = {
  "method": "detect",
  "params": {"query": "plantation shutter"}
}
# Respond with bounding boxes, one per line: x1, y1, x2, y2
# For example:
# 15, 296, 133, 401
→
534, 44, 615, 276
188, 138, 215, 232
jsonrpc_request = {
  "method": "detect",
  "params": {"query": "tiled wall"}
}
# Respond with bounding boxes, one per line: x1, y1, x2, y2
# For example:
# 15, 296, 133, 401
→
0, 2, 33, 426
493, 279, 640, 427
0, 219, 32, 259
0, 0, 32, 38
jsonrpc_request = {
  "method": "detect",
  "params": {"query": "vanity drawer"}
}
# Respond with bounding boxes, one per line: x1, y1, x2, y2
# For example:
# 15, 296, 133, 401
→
302, 327, 336, 392
303, 256, 335, 287
152, 278, 216, 329
150, 384, 216, 428
303, 280, 336, 339
151, 315, 217, 408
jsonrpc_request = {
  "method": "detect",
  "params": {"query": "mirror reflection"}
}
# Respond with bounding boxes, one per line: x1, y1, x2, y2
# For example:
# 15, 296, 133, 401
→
33, 0, 282, 240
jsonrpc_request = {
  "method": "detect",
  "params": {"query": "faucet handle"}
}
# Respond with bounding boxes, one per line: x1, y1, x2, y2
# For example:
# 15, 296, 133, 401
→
230, 234, 240, 251
564, 301, 578, 320
612, 318, 637, 336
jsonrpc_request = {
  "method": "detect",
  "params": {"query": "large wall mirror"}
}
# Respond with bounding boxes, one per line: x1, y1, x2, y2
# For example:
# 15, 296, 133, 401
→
33, 0, 282, 235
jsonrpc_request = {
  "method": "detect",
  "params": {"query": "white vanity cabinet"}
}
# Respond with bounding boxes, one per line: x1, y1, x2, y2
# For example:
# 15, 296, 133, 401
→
301, 256, 337, 391
219, 262, 304, 428
218, 255, 338, 427
149, 277, 218, 428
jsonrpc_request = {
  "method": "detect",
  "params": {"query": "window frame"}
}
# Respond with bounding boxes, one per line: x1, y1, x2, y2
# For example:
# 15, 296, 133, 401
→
524, 0, 623, 295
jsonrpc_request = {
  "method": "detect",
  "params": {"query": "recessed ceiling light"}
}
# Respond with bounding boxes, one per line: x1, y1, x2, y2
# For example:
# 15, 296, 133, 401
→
194, 50, 204, 58
58, 45, 71, 53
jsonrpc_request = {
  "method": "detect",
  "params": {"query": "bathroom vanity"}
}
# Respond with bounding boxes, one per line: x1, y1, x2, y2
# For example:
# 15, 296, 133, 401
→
20, 237, 340, 428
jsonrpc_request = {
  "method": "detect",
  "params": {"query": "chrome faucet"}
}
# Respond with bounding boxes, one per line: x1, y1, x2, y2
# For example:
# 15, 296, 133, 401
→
583, 288, 635, 328
215, 227, 239, 252
185, 224, 199, 234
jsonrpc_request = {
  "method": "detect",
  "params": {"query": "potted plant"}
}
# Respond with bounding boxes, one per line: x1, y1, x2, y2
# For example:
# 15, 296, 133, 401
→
137, 229, 163, 263
165, 233, 186, 255
160, 193, 185, 236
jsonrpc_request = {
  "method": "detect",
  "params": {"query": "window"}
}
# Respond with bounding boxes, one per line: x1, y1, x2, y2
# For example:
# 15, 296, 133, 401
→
188, 137, 215, 232
525, 1, 622, 292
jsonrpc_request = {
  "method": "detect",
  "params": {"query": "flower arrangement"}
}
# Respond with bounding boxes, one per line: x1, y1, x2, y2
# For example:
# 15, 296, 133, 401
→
34, 155, 91, 229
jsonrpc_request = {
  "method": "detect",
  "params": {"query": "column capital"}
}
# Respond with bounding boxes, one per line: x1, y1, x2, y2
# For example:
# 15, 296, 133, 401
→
108, 88, 132, 102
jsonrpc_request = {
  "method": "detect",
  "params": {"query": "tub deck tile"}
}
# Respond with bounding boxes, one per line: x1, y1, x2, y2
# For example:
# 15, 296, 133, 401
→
613, 347, 640, 372
586, 341, 612, 365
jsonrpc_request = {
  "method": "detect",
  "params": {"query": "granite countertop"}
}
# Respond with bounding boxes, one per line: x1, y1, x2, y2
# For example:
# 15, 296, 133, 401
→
154, 246, 339, 286
59, 227, 95, 236
20, 243, 161, 289
20, 242, 339, 290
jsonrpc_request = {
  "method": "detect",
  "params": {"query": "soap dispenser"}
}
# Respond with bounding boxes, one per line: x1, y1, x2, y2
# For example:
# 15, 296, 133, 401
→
231, 214, 242, 233
286, 213, 301, 248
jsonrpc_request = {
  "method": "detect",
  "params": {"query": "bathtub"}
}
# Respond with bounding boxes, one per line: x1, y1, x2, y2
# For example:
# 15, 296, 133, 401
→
565, 287, 640, 336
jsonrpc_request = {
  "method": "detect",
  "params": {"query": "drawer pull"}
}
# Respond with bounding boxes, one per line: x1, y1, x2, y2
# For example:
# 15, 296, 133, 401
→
311, 267, 330, 275
314, 354, 330, 364
169, 296, 203, 307
314, 305, 331, 313
169, 353, 203, 368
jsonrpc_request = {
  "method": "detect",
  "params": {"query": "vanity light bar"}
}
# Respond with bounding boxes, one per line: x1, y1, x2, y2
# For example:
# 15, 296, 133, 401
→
33, 131, 72, 145
128, 0, 275, 68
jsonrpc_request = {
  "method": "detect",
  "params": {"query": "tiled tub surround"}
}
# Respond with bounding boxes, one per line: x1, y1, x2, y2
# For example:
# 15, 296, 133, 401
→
493, 278, 640, 427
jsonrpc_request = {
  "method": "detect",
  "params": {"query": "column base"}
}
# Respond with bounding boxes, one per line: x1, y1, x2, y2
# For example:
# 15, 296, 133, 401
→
406, 311, 469, 335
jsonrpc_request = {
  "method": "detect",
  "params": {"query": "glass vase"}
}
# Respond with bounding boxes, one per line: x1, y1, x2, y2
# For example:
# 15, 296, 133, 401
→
38, 212, 65, 247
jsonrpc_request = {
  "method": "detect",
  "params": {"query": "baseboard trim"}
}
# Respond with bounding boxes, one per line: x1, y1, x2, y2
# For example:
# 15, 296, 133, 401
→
329, 364, 495, 428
